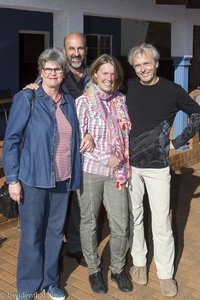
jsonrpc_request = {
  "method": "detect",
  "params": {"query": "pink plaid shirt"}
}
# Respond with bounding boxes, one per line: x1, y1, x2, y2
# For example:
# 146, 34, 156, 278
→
76, 90, 130, 178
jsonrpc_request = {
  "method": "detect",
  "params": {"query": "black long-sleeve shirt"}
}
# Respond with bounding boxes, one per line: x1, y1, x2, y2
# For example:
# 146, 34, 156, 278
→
61, 65, 90, 99
125, 77, 200, 168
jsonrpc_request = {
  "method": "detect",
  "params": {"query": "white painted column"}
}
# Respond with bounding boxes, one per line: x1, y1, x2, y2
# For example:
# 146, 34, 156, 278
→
53, 9, 84, 49
53, 11, 68, 48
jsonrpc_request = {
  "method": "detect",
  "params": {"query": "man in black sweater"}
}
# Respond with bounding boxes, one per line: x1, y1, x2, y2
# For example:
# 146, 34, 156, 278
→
125, 43, 200, 297
62, 32, 91, 267
62, 32, 90, 98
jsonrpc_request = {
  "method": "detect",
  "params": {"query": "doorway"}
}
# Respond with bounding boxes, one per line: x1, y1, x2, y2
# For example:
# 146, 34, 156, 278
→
19, 31, 50, 89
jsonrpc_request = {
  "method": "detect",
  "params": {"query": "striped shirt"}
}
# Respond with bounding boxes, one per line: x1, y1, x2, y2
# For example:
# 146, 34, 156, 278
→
54, 102, 72, 181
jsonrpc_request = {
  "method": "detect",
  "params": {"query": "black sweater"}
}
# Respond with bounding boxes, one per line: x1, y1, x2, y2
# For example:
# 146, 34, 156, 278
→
125, 77, 200, 168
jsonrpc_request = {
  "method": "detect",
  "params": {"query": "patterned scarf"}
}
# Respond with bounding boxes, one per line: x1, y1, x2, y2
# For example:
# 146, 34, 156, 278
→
86, 84, 131, 189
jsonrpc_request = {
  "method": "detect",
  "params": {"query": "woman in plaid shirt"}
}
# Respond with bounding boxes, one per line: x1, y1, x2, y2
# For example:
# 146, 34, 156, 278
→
76, 54, 132, 294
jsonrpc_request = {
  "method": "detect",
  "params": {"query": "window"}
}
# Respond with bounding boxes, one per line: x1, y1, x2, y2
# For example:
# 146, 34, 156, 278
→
19, 30, 50, 89
86, 34, 112, 65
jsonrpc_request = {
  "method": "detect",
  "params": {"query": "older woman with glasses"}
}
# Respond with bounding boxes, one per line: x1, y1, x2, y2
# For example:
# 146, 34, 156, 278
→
3, 48, 81, 300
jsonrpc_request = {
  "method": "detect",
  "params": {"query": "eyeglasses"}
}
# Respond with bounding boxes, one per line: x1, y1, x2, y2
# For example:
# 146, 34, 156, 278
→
42, 68, 63, 75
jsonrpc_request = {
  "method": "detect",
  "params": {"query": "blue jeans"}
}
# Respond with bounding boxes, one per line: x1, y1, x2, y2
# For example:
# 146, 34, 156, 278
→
17, 180, 70, 295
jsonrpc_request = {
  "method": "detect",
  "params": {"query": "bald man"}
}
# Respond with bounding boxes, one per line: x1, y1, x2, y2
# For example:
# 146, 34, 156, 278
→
62, 32, 90, 98
62, 33, 90, 267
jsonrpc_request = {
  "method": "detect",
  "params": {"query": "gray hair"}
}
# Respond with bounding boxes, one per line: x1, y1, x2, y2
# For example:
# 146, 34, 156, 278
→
128, 43, 160, 67
38, 47, 67, 74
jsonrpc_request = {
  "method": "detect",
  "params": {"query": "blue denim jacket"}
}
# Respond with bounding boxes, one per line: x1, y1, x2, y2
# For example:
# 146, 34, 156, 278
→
2, 86, 81, 190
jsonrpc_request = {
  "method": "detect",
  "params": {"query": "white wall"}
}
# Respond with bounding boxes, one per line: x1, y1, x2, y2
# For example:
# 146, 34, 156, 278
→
121, 19, 149, 56
0, 0, 200, 55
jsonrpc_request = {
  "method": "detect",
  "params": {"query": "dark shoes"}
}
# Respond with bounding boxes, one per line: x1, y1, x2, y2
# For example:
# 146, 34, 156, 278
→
111, 270, 133, 292
65, 251, 87, 267
89, 272, 107, 294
